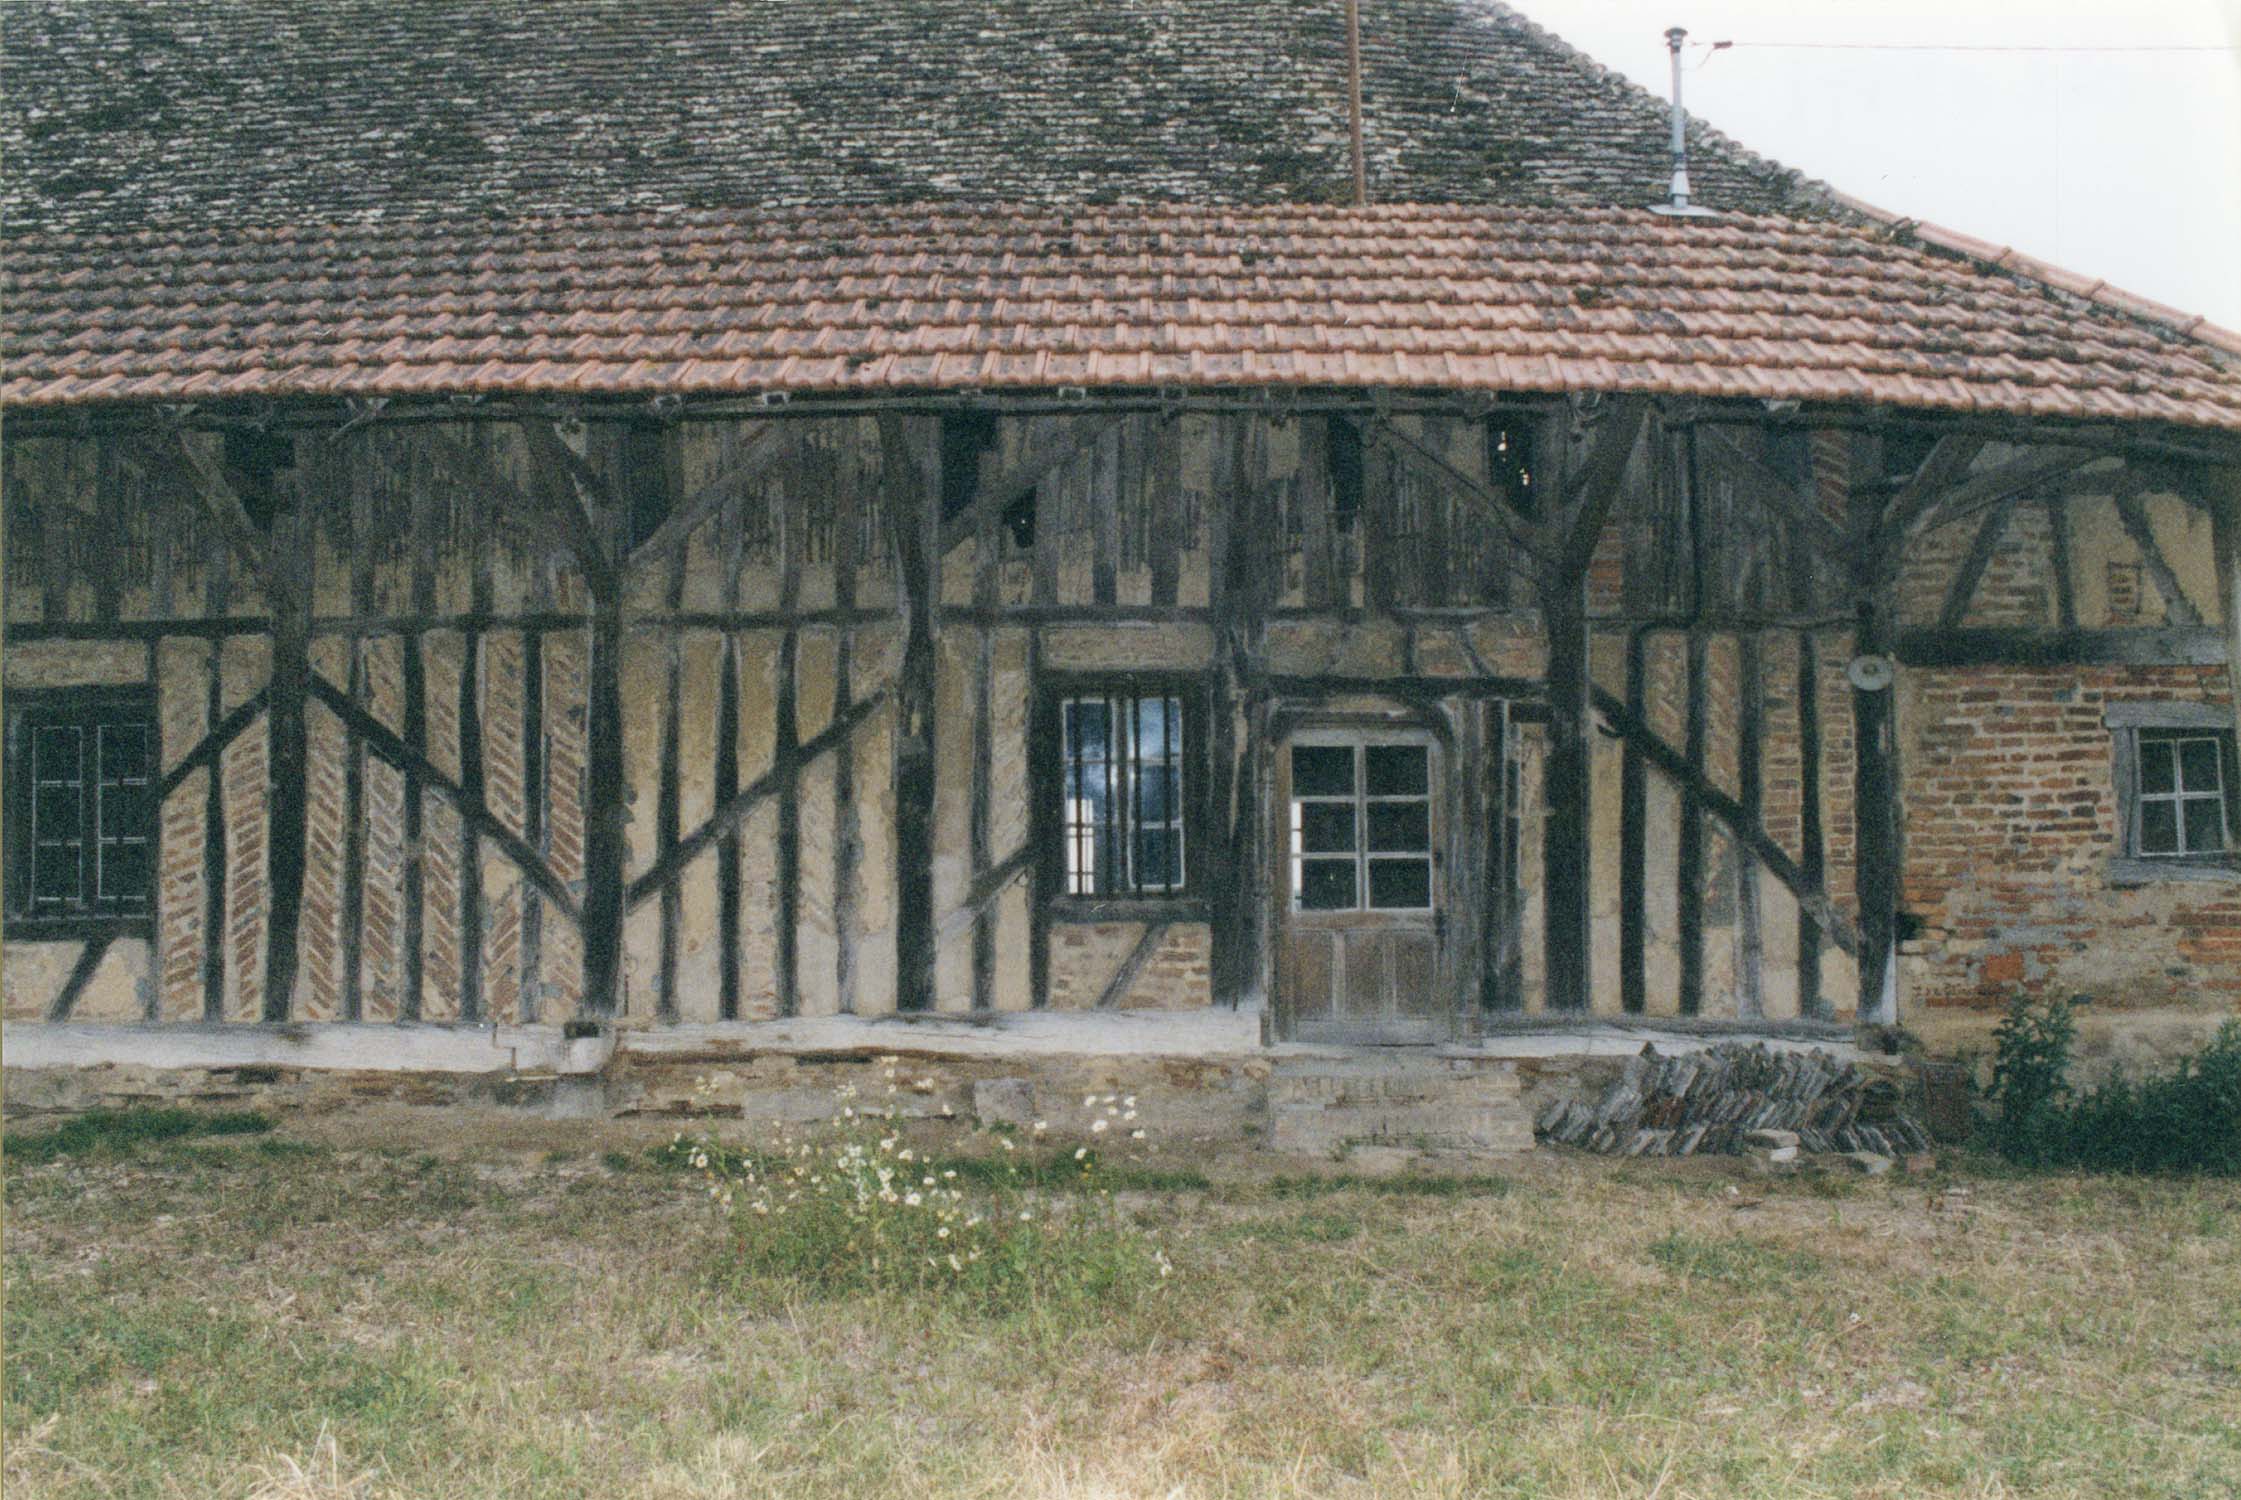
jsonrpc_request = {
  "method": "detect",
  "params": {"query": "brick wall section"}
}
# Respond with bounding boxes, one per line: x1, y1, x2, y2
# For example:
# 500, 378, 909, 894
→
361, 638, 408, 1022
219, 638, 270, 1022
481, 631, 529, 1024
299, 645, 350, 1020
157, 640, 212, 1019
1902, 665, 2241, 1010
541, 630, 589, 1018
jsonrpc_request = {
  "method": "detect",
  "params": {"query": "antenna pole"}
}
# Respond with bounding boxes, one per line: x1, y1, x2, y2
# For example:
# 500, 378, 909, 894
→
1347, 0, 1367, 206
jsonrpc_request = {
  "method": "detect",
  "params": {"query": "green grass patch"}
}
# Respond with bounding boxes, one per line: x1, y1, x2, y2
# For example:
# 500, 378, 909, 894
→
5, 1107, 274, 1164
1647, 1228, 1824, 1286
1255, 1171, 1514, 1200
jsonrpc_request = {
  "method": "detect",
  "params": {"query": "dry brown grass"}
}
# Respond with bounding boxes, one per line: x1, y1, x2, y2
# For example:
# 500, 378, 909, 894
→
5, 1109, 2239, 1499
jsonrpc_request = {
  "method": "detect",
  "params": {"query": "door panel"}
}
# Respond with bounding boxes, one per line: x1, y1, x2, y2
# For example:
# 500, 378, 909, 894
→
1275, 727, 1451, 1043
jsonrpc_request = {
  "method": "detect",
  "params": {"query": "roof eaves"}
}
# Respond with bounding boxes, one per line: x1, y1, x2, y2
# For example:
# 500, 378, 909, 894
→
1823, 187, 2241, 364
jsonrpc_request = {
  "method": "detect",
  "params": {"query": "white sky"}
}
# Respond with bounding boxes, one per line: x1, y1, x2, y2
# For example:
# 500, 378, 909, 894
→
1514, 0, 2241, 329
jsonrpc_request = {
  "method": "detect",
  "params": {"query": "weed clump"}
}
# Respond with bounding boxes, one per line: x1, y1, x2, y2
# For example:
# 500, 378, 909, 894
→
674, 1071, 1174, 1313
6, 1108, 273, 1164
1987, 997, 2241, 1174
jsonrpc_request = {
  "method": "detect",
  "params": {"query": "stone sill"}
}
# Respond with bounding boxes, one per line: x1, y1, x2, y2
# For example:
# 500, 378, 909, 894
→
2107, 857, 2241, 887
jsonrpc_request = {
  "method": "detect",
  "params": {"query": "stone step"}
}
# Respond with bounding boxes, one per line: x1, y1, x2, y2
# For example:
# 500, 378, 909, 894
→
1265, 1059, 1533, 1157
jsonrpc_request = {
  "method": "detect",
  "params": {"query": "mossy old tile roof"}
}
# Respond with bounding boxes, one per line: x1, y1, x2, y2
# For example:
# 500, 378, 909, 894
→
4, 1, 2237, 428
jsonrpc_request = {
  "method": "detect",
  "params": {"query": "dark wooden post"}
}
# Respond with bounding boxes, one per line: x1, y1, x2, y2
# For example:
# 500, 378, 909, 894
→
2205, 467, 2241, 843
1541, 569, 1594, 1013
1618, 627, 1648, 1015
1851, 438, 1902, 1028
1536, 396, 1649, 1013
261, 499, 312, 1022
1734, 627, 1766, 1020
882, 414, 940, 1013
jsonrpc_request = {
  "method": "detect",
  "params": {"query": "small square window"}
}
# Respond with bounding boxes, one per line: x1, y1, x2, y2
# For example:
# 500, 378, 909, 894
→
2130, 727, 2233, 859
7, 687, 159, 933
2109, 706, 2241, 883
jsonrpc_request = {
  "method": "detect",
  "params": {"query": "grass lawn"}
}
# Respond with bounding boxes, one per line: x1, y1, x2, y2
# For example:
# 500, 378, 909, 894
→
4, 1107, 2238, 1499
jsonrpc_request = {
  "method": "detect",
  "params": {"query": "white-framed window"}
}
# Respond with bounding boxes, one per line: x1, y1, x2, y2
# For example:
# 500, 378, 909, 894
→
2108, 702, 2240, 882
1287, 734, 1436, 913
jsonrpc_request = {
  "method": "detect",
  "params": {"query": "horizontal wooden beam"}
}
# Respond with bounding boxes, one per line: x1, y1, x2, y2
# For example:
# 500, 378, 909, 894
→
1897, 625, 2227, 668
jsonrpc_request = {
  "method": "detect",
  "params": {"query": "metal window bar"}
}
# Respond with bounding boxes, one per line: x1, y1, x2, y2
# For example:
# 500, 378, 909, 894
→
1063, 694, 1183, 895
30, 724, 84, 909
95, 722, 153, 907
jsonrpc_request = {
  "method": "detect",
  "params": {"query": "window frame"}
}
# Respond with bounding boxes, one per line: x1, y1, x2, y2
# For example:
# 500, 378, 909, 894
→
5, 685, 160, 940
1037, 673, 1208, 923
2107, 702, 2241, 885
1285, 730, 1439, 916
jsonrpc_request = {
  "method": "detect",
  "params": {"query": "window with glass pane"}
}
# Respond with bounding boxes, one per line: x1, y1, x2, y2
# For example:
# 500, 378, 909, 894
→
1062, 694, 1186, 896
8, 690, 158, 928
1289, 739, 1434, 911
2134, 729, 2233, 858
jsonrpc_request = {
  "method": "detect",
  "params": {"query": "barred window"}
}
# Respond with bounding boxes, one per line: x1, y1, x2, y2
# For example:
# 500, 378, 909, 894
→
1061, 693, 1186, 897
7, 688, 157, 932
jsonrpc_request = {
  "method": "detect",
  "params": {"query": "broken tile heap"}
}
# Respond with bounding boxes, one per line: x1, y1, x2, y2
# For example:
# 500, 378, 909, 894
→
1535, 1042, 1933, 1159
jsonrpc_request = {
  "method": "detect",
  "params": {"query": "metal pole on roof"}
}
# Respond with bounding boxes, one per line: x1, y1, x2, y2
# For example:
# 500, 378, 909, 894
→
1652, 25, 1718, 218
1347, 0, 1367, 206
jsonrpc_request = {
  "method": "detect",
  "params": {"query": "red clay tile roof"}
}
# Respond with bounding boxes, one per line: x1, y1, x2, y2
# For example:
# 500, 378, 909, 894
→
6, 203, 2239, 431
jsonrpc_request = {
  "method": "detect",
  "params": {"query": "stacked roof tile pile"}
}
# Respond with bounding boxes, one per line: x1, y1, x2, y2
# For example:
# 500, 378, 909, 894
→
8, 204, 2239, 428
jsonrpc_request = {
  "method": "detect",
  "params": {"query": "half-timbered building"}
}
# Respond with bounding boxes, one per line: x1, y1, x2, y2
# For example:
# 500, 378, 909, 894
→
5, 2, 2240, 1129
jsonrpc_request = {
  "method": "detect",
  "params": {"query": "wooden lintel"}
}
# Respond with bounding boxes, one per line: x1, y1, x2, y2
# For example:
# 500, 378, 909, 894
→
1897, 625, 2227, 668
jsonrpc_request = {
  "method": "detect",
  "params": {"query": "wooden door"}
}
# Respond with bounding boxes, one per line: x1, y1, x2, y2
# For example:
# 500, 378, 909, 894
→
1274, 729, 1449, 1043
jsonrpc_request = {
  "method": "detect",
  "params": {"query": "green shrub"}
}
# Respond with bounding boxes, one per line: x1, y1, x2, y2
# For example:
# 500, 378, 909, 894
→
1986, 997, 2241, 1175
6, 1108, 274, 1165
1986, 995, 2078, 1164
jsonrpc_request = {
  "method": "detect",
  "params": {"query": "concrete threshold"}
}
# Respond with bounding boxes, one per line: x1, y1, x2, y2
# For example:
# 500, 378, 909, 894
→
2, 1010, 1874, 1075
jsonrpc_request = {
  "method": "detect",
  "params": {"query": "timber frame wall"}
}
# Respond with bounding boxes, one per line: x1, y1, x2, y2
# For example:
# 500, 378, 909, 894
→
4, 391, 2239, 1036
